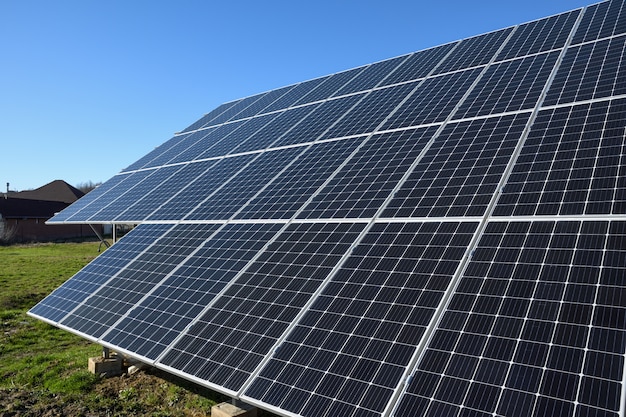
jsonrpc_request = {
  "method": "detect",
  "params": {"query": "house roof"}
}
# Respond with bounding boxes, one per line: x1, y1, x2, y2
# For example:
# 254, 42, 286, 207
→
8, 180, 84, 204
0, 198, 69, 219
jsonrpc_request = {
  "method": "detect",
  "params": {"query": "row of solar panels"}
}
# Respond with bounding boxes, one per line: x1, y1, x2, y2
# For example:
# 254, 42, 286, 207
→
50, 95, 626, 224
31, 218, 626, 417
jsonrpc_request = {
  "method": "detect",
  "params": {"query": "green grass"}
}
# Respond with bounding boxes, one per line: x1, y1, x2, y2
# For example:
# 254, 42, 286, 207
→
0, 241, 243, 416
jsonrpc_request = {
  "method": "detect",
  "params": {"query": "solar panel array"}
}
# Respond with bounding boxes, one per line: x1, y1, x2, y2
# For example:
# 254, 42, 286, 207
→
30, 1, 626, 416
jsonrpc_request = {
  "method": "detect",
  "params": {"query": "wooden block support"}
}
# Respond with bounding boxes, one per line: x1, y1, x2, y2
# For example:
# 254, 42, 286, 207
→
211, 401, 258, 417
88, 355, 123, 377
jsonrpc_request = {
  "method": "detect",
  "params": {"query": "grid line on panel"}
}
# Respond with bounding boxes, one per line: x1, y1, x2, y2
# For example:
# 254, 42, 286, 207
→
114, 162, 214, 222
272, 95, 365, 148
392, 220, 626, 417
382, 68, 483, 130
292, 67, 367, 107
572, 0, 626, 45
377, 43, 458, 88
259, 78, 330, 115
59, 224, 222, 340
496, 9, 581, 61
298, 126, 440, 220
243, 222, 478, 417
235, 137, 364, 220
452, 52, 560, 120
48, 173, 131, 223
101, 223, 285, 361
138, 126, 238, 170
157, 222, 367, 394
382, 113, 530, 219
332, 56, 408, 97
185, 146, 307, 221
122, 132, 195, 173
433, 27, 514, 75
179, 101, 240, 134
228, 105, 322, 155
544, 34, 626, 107
28, 224, 173, 325
201, 91, 271, 128
495, 98, 626, 217
64, 170, 155, 223
88, 165, 184, 222
145, 155, 255, 221
170, 115, 277, 164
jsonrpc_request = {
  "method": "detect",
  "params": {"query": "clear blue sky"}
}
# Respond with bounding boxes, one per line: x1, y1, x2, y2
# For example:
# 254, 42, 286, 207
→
1, 0, 593, 191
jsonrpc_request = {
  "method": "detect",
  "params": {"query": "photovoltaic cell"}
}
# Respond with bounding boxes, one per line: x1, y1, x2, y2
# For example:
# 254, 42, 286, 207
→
332, 56, 406, 97
543, 36, 626, 107
228, 105, 320, 154
259, 77, 328, 114
245, 222, 477, 417
272, 95, 363, 147
382, 113, 530, 218
141, 125, 239, 170
179, 101, 240, 134
321, 83, 418, 140
393, 220, 626, 417
102, 223, 284, 361
28, 224, 172, 324
204, 91, 270, 127
88, 165, 183, 222
59, 223, 222, 340
235, 138, 362, 220
453, 52, 559, 119
495, 98, 626, 216
377, 43, 457, 87
64, 170, 155, 223
158, 222, 367, 393
433, 28, 513, 74
496, 10, 581, 60
165, 119, 266, 165
292, 68, 366, 106
146, 156, 254, 221
122, 133, 191, 172
572, 0, 626, 45
184, 147, 305, 220
233, 85, 296, 120
382, 68, 481, 130
114, 162, 213, 222
298, 126, 439, 220
48, 173, 130, 223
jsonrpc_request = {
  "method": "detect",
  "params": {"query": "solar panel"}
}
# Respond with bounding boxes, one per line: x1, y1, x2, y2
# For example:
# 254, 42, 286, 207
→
32, 1, 626, 417
243, 221, 477, 417
158, 222, 367, 393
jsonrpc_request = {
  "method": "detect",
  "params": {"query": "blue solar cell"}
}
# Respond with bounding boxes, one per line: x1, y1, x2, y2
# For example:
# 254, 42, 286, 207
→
454, 52, 559, 119
572, 0, 626, 45
383, 113, 529, 218
59, 223, 222, 339
245, 221, 477, 417
158, 222, 366, 393
495, 98, 626, 216
28, 224, 173, 324
235, 137, 362, 220
298, 126, 439, 219
102, 223, 284, 360
544, 36, 626, 106
497, 10, 581, 60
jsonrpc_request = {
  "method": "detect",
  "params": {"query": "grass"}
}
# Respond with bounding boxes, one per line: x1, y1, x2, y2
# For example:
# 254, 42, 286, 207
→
0, 241, 243, 416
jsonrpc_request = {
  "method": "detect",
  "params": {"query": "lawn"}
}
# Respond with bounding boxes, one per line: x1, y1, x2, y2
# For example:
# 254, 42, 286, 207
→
0, 241, 231, 416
